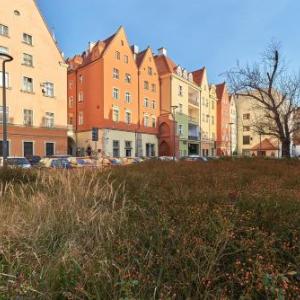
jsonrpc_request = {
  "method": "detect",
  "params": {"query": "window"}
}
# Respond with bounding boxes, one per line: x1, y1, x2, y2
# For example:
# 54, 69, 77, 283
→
243, 126, 250, 132
125, 92, 131, 103
125, 111, 131, 124
0, 72, 9, 88
211, 101, 215, 109
144, 98, 149, 108
23, 109, 33, 126
144, 115, 149, 127
23, 53, 33, 67
23, 33, 33, 45
113, 68, 119, 79
23, 142, 33, 157
78, 111, 84, 125
178, 85, 183, 96
79, 74, 84, 84
211, 116, 214, 125
124, 55, 129, 63
125, 73, 131, 83
243, 113, 250, 120
45, 112, 54, 128
113, 107, 119, 122
113, 140, 120, 157
14, 10, 21, 16
68, 115, 73, 125
68, 96, 74, 108
125, 141, 132, 157
78, 91, 84, 102
243, 135, 251, 145
0, 141, 10, 156
22, 77, 33, 93
115, 51, 120, 60
151, 84, 156, 92
45, 142, 54, 156
146, 143, 155, 157
44, 82, 54, 97
0, 46, 8, 54
148, 67, 153, 75
0, 106, 9, 123
69, 81, 73, 89
178, 124, 183, 135
152, 117, 156, 128
152, 100, 156, 109
0, 24, 8, 37
144, 81, 149, 90
179, 103, 183, 113
113, 88, 119, 100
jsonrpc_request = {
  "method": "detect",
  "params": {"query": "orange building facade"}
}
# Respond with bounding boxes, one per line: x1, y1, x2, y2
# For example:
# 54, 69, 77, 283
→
67, 27, 160, 157
216, 83, 231, 156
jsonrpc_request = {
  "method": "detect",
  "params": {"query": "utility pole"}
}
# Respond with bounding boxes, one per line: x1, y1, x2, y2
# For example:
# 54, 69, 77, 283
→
171, 105, 178, 161
0, 53, 13, 167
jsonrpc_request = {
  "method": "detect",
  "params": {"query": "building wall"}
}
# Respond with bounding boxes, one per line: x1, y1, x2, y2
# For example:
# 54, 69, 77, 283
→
236, 95, 280, 156
138, 48, 160, 135
230, 96, 238, 154
0, 0, 68, 156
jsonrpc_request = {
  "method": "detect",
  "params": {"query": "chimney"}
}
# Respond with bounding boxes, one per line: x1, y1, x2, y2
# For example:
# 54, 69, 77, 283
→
88, 41, 96, 53
158, 47, 167, 56
131, 45, 139, 60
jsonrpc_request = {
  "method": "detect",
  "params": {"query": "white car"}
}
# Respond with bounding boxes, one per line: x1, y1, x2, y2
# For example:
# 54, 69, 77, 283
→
0, 157, 31, 169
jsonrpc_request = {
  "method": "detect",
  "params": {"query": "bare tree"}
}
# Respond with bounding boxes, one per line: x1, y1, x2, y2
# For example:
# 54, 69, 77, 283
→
226, 42, 300, 157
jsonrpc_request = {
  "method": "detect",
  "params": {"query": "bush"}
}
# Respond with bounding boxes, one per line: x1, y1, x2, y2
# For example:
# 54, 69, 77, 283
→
0, 159, 299, 299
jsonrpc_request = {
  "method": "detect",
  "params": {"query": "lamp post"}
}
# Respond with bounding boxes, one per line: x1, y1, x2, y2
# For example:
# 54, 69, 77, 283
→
171, 105, 178, 161
0, 53, 13, 167
228, 122, 234, 156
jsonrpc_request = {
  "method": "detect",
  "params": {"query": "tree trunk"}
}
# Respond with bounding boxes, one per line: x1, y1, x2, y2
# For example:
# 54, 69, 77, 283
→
281, 138, 291, 158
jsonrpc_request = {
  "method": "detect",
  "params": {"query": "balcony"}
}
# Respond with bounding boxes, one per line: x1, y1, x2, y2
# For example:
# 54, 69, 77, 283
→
188, 116, 199, 125
188, 135, 200, 141
188, 97, 200, 107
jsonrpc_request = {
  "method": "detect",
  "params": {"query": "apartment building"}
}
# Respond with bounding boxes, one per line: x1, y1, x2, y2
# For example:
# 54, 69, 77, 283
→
193, 68, 217, 157
236, 95, 280, 157
216, 83, 231, 156
67, 27, 159, 157
0, 0, 68, 157
155, 50, 201, 157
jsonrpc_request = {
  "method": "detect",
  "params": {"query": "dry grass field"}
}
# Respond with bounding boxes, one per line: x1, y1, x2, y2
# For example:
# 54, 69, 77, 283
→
0, 158, 300, 299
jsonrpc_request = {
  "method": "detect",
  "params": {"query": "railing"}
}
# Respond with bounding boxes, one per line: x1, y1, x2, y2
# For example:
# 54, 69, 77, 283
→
188, 135, 200, 141
188, 98, 200, 106
188, 116, 199, 124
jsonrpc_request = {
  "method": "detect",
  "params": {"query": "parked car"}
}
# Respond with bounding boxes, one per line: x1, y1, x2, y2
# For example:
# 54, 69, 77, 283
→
67, 157, 97, 168
26, 155, 41, 166
121, 157, 141, 165
0, 157, 32, 169
158, 156, 178, 161
109, 158, 122, 166
181, 155, 208, 162
41, 157, 71, 169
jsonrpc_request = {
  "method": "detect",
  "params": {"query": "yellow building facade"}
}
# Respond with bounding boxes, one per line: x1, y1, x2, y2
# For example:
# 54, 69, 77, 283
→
0, 0, 68, 157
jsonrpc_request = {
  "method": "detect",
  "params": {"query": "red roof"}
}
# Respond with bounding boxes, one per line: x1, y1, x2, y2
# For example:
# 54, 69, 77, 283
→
251, 138, 279, 151
135, 48, 148, 68
192, 67, 205, 85
216, 82, 226, 99
154, 54, 177, 76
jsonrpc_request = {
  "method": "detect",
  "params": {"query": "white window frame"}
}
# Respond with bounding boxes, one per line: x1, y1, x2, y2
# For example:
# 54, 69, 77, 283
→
44, 82, 54, 97
23, 109, 33, 126
113, 107, 120, 122
125, 92, 131, 103
22, 76, 33, 93
0, 24, 9, 37
0, 72, 9, 88
113, 87, 120, 100
44, 141, 56, 157
78, 111, 84, 125
22, 53, 33, 67
125, 110, 132, 124
23, 33, 33, 45
22, 140, 35, 157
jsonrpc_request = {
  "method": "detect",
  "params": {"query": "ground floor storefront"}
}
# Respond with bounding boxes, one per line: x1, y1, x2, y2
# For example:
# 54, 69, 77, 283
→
73, 129, 158, 158
201, 140, 216, 157
0, 125, 67, 157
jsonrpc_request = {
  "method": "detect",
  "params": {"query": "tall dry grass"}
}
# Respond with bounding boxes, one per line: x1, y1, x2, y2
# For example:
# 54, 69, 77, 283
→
0, 159, 300, 299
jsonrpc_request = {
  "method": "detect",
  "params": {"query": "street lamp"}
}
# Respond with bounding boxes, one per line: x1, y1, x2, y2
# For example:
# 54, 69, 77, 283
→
0, 53, 13, 167
171, 105, 178, 161
228, 122, 234, 156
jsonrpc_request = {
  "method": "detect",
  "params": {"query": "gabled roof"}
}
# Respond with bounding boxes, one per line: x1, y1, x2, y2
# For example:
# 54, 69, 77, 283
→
192, 67, 206, 85
135, 48, 149, 68
216, 82, 226, 99
154, 54, 177, 76
251, 138, 279, 151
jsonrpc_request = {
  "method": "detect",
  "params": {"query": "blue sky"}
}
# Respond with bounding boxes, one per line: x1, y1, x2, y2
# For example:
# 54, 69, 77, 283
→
37, 0, 299, 83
